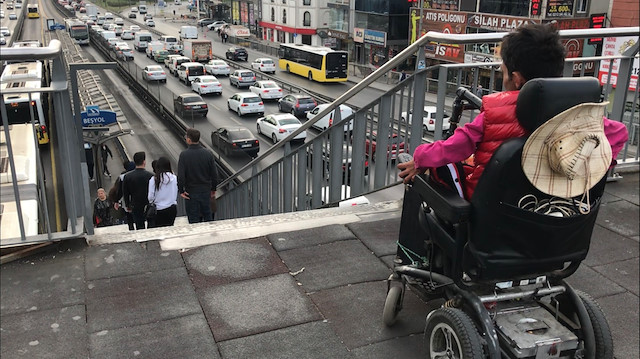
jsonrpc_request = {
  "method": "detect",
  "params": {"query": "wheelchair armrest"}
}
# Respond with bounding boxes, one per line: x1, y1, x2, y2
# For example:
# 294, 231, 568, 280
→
413, 174, 471, 224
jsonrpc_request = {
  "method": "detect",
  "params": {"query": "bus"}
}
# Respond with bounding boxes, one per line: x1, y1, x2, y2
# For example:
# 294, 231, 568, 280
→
1, 62, 50, 145
278, 44, 348, 82
0, 123, 41, 241
67, 20, 90, 45
27, 4, 39, 18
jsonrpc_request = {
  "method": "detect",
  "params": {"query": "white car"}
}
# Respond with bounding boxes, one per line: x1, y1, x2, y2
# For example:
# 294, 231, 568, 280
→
142, 65, 167, 83
130, 6, 138, 12
0, 27, 11, 37
121, 30, 135, 40
256, 114, 306, 144
9, 13, 17, 20
191, 75, 222, 95
308, 104, 355, 132
204, 59, 230, 76
249, 80, 283, 100
114, 17, 124, 25
0, 35, 6, 46
129, 25, 141, 33
401, 105, 451, 132
227, 92, 264, 117
145, 19, 155, 27
250, 58, 276, 74
207, 21, 227, 31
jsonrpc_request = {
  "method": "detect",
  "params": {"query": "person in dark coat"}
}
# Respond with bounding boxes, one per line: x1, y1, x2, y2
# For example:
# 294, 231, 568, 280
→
122, 152, 154, 230
101, 143, 113, 177
93, 188, 114, 227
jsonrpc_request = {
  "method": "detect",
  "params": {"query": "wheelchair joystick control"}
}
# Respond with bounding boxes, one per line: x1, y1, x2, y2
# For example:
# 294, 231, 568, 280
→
397, 153, 413, 164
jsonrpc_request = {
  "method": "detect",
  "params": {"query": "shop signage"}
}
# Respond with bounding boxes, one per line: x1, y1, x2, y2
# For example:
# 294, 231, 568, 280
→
353, 27, 364, 43
598, 36, 638, 91
328, 30, 349, 40
588, 13, 606, 45
467, 13, 539, 31
546, 0, 573, 18
412, 9, 467, 63
363, 29, 386, 46
531, 0, 542, 16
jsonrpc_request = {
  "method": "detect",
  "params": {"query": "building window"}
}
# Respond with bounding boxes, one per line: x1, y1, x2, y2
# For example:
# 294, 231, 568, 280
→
303, 11, 311, 26
478, 0, 528, 17
283, 9, 287, 24
303, 0, 311, 5
576, 0, 588, 13
271, 8, 275, 21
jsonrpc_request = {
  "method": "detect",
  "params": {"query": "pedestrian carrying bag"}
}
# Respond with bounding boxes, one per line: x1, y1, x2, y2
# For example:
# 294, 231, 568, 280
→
145, 202, 157, 219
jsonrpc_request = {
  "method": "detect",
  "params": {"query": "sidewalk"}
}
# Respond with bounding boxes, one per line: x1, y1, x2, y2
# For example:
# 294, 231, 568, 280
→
1, 174, 638, 358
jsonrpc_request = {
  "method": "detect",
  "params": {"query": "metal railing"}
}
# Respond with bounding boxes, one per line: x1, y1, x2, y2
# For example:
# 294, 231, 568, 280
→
215, 27, 640, 219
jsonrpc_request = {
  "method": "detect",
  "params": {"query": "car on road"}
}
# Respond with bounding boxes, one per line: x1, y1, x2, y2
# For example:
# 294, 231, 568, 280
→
0, 35, 6, 46
307, 143, 370, 183
177, 62, 205, 85
227, 92, 264, 117
168, 55, 190, 76
145, 19, 155, 27
190, 75, 222, 95
142, 65, 167, 83
129, 25, 141, 33
0, 11, 4, 19
211, 127, 260, 158
256, 114, 306, 144
116, 46, 135, 61
363, 132, 406, 160
114, 17, 124, 25
225, 46, 248, 61
0, 27, 11, 37
229, 69, 256, 88
249, 80, 283, 100
207, 21, 227, 31
9, 13, 17, 20
130, 6, 138, 13
197, 18, 216, 27
164, 54, 181, 68
250, 58, 276, 74
144, 13, 153, 20
174, 93, 208, 118
307, 104, 355, 132
121, 30, 134, 40
204, 59, 230, 76
128, 12, 136, 19
401, 105, 451, 132
278, 94, 317, 117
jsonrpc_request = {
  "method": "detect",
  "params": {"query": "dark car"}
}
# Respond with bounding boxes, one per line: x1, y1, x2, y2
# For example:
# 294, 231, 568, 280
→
173, 93, 208, 118
128, 12, 136, 18
278, 94, 318, 117
211, 127, 260, 158
225, 47, 248, 61
197, 18, 216, 27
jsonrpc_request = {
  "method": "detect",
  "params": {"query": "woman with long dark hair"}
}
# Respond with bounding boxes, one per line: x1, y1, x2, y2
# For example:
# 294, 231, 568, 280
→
148, 157, 178, 227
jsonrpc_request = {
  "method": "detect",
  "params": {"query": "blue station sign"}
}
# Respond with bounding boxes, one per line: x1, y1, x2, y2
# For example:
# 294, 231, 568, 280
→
81, 105, 117, 126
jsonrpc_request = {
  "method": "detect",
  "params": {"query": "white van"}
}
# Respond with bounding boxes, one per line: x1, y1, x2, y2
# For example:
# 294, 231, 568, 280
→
177, 62, 205, 85
179, 26, 198, 40
138, 4, 147, 14
101, 30, 117, 42
133, 31, 153, 51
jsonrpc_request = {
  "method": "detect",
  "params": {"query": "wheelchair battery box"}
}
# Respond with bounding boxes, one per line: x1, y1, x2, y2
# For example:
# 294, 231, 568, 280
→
495, 305, 578, 358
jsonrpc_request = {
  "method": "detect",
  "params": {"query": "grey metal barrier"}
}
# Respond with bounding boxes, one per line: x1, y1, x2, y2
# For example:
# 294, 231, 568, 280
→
215, 27, 639, 220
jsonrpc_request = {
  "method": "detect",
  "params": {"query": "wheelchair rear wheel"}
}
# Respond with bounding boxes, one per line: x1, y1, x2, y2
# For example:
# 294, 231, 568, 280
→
425, 307, 484, 359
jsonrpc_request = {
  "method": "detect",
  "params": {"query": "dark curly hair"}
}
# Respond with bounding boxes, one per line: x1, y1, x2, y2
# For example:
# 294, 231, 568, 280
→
500, 23, 566, 82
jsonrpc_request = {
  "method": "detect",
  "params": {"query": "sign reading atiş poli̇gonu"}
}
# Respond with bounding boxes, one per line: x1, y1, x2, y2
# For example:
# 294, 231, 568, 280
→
598, 36, 638, 91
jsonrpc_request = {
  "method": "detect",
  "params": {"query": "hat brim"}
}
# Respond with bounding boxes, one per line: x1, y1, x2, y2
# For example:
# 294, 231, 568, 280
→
522, 102, 612, 198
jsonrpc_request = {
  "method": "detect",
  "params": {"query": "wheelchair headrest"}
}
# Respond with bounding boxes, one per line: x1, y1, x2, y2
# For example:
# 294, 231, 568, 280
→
516, 77, 602, 133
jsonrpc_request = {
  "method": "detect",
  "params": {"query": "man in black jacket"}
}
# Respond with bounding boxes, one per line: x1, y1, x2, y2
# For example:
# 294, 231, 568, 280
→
122, 152, 154, 229
178, 128, 218, 223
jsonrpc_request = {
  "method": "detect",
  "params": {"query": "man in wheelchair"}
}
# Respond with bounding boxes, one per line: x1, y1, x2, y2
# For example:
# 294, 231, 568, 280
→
386, 23, 629, 359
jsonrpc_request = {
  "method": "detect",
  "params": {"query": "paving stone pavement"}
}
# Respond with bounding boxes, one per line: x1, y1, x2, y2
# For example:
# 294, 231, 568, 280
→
1, 175, 638, 358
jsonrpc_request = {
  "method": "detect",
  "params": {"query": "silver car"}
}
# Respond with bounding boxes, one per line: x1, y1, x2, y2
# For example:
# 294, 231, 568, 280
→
229, 70, 256, 88
142, 65, 167, 83
204, 59, 230, 76
249, 80, 284, 100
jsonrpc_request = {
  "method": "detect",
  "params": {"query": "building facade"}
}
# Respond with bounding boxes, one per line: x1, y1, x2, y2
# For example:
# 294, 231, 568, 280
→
259, 0, 327, 45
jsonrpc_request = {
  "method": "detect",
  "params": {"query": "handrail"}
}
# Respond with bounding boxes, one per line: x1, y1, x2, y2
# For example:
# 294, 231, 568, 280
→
217, 26, 640, 189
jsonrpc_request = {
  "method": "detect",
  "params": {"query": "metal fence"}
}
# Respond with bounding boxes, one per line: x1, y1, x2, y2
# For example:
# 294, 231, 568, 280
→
215, 27, 640, 220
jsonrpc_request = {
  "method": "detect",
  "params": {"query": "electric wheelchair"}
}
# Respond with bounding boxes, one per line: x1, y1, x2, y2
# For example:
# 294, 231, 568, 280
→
383, 77, 614, 359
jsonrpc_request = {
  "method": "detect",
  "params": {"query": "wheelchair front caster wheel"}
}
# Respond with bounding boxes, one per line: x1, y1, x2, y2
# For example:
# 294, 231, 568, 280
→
425, 308, 484, 359
383, 286, 403, 327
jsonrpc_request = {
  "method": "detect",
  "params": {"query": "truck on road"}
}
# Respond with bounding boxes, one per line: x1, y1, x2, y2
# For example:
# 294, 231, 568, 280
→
182, 39, 212, 62
85, 4, 98, 18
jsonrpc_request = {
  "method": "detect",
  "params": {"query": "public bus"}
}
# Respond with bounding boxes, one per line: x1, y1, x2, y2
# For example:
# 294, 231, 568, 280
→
27, 4, 40, 18
278, 44, 348, 82
0, 123, 42, 241
1, 62, 50, 145
67, 20, 90, 45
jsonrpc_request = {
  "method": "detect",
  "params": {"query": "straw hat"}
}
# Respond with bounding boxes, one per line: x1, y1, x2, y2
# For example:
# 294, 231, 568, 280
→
522, 102, 611, 200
